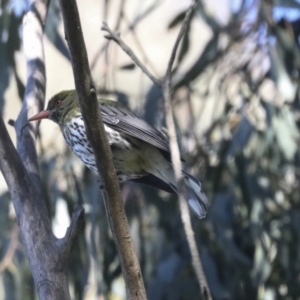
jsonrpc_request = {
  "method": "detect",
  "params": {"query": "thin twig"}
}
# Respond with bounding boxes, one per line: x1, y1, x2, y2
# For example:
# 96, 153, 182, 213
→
90, 0, 126, 70
91, 0, 160, 74
125, 1, 161, 33
123, 13, 159, 77
163, 0, 212, 299
101, 22, 162, 87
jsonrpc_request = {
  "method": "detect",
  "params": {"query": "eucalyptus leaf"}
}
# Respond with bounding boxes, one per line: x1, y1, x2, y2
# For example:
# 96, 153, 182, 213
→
168, 11, 186, 29
273, 107, 299, 160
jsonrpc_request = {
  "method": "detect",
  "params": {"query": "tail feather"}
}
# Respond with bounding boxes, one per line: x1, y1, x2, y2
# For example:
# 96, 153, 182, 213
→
184, 172, 208, 219
142, 158, 208, 218
168, 172, 208, 219
183, 171, 208, 219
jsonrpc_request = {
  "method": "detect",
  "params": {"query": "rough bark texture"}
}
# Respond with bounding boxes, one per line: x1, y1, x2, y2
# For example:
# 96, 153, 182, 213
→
59, 0, 147, 299
0, 1, 84, 299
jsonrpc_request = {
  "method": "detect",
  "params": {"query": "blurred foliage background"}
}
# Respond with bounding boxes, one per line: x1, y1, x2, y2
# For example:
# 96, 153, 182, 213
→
1, 0, 300, 299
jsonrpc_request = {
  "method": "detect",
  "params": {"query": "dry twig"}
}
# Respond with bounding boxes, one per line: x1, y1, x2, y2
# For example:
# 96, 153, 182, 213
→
101, 22, 162, 87
90, 0, 126, 70
163, 1, 212, 299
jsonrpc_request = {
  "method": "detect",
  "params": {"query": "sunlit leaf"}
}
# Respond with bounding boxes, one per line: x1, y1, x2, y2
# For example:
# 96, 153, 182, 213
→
273, 107, 299, 160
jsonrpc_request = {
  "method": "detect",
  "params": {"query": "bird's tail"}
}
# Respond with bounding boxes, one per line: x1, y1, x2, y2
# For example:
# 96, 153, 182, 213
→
141, 157, 208, 218
181, 171, 208, 219
167, 172, 208, 218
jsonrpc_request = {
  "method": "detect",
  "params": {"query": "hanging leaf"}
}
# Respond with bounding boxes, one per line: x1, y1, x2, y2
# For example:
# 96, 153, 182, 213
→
119, 63, 136, 70
168, 11, 186, 29
177, 25, 190, 65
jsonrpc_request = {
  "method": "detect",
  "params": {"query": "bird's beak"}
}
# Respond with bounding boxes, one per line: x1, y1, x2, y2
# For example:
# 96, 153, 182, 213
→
28, 110, 50, 121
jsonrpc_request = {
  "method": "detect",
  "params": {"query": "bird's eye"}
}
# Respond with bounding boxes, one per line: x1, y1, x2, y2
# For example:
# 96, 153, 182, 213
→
55, 100, 62, 107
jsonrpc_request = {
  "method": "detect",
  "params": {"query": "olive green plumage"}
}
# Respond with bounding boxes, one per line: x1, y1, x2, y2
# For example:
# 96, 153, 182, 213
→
34, 90, 208, 218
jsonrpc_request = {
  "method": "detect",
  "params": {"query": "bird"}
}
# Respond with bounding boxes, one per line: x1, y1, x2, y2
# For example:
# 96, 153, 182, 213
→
29, 90, 208, 218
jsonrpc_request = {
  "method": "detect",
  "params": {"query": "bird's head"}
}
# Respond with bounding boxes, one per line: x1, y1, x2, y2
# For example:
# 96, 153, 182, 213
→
29, 90, 79, 125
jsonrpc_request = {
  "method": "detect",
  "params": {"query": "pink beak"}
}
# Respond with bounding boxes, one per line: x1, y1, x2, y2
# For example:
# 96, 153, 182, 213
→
28, 110, 50, 121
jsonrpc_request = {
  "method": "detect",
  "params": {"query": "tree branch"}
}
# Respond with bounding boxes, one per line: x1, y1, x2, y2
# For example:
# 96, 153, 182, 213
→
0, 1, 84, 299
90, 0, 126, 70
14, 8, 46, 189
0, 116, 72, 300
60, 206, 85, 258
163, 1, 212, 299
101, 22, 162, 87
59, 0, 147, 299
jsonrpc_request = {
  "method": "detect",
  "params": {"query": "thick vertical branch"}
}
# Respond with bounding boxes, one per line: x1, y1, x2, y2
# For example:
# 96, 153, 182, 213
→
0, 1, 84, 299
163, 1, 212, 299
15, 2, 48, 189
59, 0, 147, 299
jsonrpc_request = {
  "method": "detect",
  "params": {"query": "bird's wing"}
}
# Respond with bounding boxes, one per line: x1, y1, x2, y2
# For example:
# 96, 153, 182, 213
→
99, 101, 171, 154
